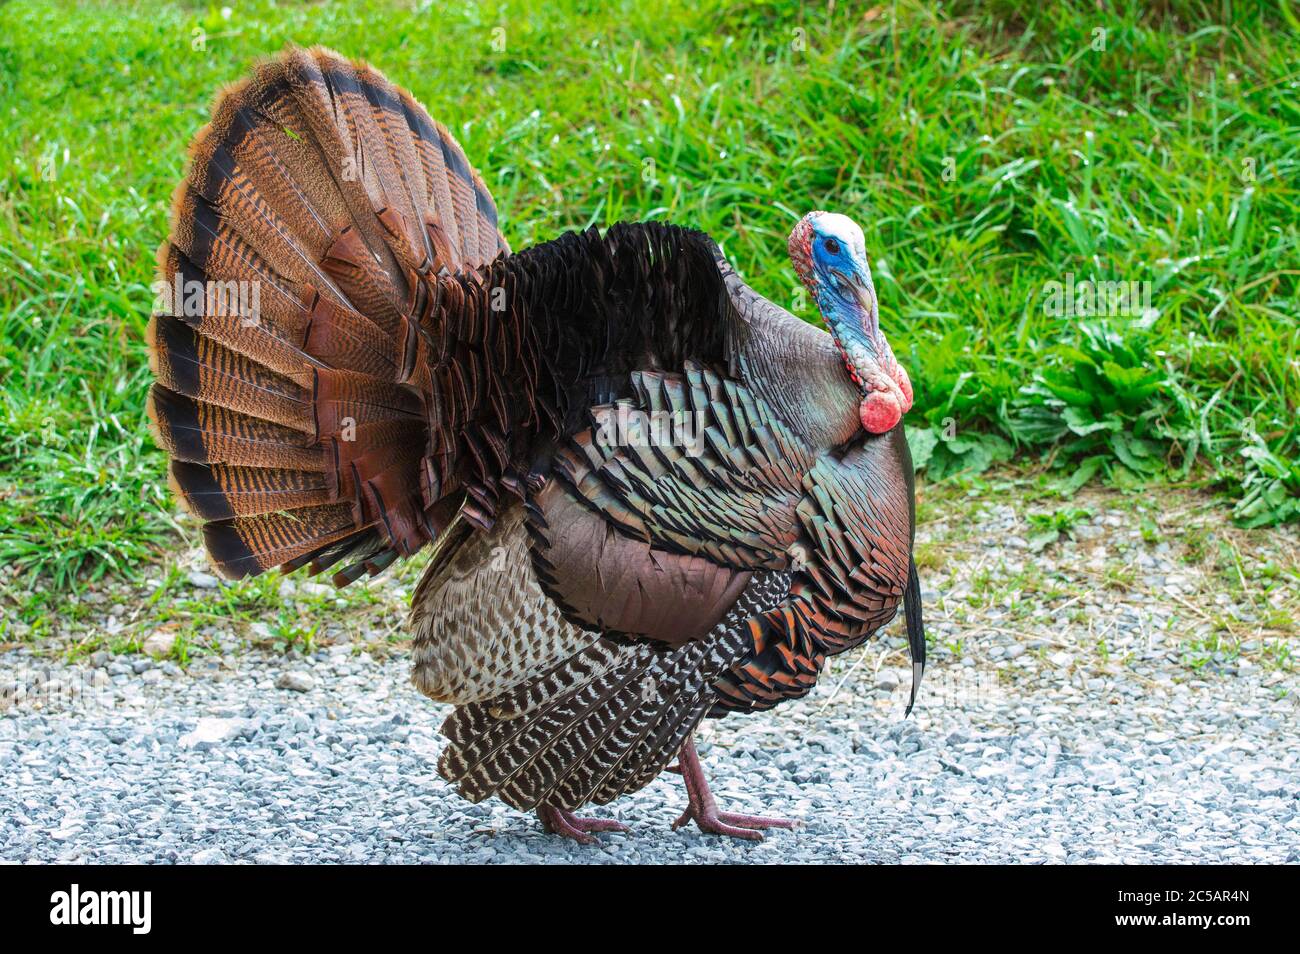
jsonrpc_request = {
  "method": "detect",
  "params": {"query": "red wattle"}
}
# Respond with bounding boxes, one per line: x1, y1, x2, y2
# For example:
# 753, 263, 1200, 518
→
859, 392, 902, 434
895, 364, 914, 412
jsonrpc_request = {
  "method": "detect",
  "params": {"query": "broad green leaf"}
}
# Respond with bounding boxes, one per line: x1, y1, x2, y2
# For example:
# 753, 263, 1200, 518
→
1058, 454, 1107, 495
905, 425, 938, 471
1063, 405, 1121, 436
1028, 530, 1060, 553
1039, 371, 1095, 407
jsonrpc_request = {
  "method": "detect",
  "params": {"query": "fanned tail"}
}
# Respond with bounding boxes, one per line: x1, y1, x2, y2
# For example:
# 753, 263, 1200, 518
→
147, 47, 507, 584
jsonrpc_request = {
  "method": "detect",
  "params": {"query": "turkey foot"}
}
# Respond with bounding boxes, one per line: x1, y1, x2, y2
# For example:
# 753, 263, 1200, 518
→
671, 736, 795, 841
536, 805, 628, 844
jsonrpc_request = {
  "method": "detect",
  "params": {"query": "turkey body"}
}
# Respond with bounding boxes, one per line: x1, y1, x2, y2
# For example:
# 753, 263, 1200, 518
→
147, 47, 923, 831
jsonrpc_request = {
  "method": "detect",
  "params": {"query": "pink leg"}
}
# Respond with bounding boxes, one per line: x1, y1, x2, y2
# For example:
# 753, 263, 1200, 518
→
671, 736, 796, 841
536, 805, 628, 845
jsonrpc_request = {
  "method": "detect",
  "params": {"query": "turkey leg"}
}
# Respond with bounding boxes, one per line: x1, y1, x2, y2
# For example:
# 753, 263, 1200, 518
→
671, 736, 796, 841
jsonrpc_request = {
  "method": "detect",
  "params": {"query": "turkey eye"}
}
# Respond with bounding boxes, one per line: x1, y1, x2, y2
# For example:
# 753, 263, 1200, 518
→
823, 238, 841, 255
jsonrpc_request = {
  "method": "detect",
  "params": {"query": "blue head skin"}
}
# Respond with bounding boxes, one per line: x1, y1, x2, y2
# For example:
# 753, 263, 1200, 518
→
788, 211, 912, 433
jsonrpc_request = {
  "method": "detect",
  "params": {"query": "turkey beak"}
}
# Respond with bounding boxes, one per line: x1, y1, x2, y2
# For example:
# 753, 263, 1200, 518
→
829, 266, 878, 323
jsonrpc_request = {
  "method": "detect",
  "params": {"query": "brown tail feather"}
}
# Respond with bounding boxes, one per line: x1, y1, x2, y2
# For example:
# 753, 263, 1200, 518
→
202, 503, 359, 577
169, 462, 330, 520
148, 314, 315, 432
146, 385, 322, 470
149, 47, 507, 584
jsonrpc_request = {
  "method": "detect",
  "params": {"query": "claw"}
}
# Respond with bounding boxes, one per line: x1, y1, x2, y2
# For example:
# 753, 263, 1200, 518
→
672, 736, 796, 842
536, 805, 628, 844
672, 806, 794, 841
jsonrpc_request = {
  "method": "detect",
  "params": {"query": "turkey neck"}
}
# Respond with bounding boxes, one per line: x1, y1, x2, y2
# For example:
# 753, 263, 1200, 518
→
736, 306, 862, 452
703, 258, 860, 454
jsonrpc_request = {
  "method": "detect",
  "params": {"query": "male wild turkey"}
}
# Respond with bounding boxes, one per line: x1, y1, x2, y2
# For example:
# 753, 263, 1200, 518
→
148, 48, 925, 842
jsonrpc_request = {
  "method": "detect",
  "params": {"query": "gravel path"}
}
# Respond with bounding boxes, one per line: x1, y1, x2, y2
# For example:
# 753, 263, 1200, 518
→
2, 491, 1297, 863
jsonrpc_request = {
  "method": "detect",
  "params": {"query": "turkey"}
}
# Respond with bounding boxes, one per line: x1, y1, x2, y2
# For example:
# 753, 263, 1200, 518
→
147, 47, 926, 842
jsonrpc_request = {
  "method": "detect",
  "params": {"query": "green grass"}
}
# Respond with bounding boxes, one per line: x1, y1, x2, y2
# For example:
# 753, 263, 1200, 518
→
0, 0, 1297, 595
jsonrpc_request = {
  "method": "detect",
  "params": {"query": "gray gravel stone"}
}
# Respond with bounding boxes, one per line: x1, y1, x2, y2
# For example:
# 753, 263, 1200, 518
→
179, 717, 256, 751
275, 671, 316, 693
0, 630, 1293, 864
3, 491, 1295, 863
142, 631, 176, 658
